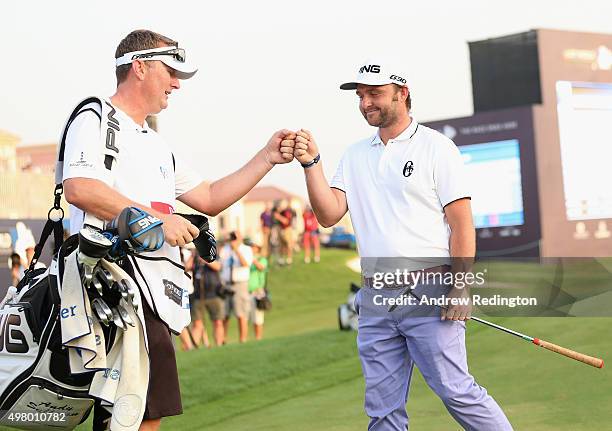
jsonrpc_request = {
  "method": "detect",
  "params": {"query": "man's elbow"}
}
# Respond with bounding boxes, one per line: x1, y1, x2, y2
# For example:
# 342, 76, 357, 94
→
318, 216, 339, 229
64, 182, 85, 208
203, 206, 221, 217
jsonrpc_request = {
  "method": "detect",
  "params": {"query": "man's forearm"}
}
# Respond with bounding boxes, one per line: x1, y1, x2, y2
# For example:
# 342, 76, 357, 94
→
64, 178, 166, 222
303, 163, 344, 227
449, 225, 476, 286
209, 149, 273, 213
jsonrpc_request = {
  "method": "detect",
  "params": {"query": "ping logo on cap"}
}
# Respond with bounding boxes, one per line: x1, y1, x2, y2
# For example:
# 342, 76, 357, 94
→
359, 64, 380, 73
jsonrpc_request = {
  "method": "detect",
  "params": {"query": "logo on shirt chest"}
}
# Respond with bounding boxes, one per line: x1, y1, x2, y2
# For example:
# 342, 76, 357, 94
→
402, 161, 414, 177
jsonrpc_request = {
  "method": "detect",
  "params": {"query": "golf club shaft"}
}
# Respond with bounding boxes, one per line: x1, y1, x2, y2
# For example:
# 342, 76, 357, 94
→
405, 291, 604, 369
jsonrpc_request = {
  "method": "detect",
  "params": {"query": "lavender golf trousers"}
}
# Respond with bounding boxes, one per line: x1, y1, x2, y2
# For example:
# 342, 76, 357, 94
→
355, 285, 513, 431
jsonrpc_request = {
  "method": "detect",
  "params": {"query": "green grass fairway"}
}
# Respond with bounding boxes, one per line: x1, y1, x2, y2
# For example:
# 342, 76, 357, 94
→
64, 249, 612, 429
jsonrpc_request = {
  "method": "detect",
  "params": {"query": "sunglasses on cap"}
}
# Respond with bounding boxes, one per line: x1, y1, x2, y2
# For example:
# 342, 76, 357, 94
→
133, 48, 185, 62
115, 46, 186, 67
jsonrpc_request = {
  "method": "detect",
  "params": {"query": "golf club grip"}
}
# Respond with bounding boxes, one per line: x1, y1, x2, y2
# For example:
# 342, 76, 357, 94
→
533, 338, 604, 368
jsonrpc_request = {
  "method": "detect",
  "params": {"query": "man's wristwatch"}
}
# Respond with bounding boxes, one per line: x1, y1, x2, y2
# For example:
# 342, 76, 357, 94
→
301, 154, 321, 168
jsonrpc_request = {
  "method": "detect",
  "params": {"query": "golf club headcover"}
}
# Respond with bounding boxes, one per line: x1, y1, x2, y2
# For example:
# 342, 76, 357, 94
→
78, 226, 113, 260
175, 213, 217, 262
108, 207, 165, 253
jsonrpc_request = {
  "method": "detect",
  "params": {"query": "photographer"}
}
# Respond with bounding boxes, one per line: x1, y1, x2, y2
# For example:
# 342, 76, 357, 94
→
220, 231, 253, 343
189, 251, 226, 347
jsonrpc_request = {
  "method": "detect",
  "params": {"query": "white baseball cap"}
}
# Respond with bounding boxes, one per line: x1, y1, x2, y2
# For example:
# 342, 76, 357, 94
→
340, 58, 408, 90
115, 46, 198, 79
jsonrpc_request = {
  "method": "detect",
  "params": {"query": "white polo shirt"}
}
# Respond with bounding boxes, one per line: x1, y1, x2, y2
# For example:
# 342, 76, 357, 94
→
330, 118, 470, 265
61, 98, 202, 332
62, 98, 201, 235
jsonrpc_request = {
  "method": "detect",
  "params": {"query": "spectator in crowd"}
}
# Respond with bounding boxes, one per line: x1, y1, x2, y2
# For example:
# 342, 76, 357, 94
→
259, 202, 273, 257
274, 200, 296, 265
247, 242, 268, 340
178, 246, 199, 351
178, 326, 196, 351
189, 250, 226, 347
9, 252, 24, 286
220, 231, 253, 343
14, 221, 36, 266
302, 204, 321, 263
183, 249, 212, 349
269, 200, 282, 266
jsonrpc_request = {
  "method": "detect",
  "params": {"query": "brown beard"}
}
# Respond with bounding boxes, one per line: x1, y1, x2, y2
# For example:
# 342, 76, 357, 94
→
362, 104, 398, 128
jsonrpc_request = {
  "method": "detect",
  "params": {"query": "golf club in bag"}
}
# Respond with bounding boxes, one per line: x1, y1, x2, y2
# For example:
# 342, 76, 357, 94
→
0, 203, 165, 430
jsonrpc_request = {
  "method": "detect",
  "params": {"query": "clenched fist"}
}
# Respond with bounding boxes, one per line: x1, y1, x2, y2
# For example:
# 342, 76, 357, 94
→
159, 213, 200, 247
294, 129, 319, 165
264, 129, 297, 165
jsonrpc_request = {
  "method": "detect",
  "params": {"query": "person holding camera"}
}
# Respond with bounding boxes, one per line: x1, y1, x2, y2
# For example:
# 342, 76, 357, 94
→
187, 250, 227, 347
220, 231, 254, 343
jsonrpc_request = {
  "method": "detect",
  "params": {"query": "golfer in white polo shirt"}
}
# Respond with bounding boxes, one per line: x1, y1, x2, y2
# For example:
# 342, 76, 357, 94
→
292, 59, 512, 430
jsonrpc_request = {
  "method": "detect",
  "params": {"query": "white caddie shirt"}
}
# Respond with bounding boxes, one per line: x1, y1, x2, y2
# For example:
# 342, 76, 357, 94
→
62, 99, 201, 233
330, 118, 470, 269
61, 98, 202, 331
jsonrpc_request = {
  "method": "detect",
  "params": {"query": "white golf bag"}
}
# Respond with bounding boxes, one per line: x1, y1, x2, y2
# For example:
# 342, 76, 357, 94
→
0, 97, 176, 431
0, 235, 97, 430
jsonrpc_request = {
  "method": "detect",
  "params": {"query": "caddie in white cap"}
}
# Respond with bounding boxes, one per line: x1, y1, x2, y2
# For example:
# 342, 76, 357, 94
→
290, 59, 514, 430
60, 29, 296, 431
115, 45, 198, 80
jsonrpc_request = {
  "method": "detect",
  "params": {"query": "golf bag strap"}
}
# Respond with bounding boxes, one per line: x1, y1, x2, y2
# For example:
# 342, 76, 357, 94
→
23, 186, 65, 283
54, 96, 119, 192
55, 97, 104, 185
25, 98, 109, 282
19, 214, 71, 292
26, 218, 60, 273
57, 97, 115, 228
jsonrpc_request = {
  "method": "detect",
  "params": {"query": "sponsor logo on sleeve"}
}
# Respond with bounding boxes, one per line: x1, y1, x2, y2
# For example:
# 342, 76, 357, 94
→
68, 152, 94, 169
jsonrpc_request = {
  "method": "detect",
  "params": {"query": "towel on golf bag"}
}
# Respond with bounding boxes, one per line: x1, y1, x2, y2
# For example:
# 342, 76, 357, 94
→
56, 96, 193, 334
60, 252, 107, 373
59, 254, 149, 431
